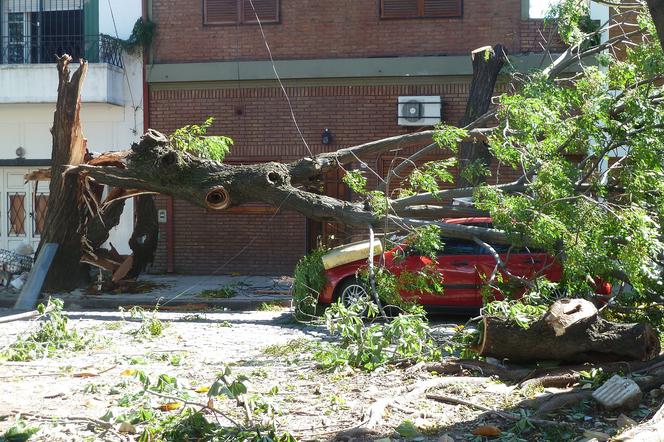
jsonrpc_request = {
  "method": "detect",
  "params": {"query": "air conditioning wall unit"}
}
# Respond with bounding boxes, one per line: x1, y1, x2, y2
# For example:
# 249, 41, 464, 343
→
397, 96, 442, 126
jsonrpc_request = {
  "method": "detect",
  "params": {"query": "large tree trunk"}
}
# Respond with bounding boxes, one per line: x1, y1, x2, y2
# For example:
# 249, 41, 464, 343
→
479, 299, 661, 363
646, 0, 664, 53
127, 195, 158, 278
457, 44, 506, 186
39, 56, 89, 291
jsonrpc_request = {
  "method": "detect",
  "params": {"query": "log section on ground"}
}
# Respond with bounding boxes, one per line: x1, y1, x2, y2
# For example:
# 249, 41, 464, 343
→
478, 299, 661, 363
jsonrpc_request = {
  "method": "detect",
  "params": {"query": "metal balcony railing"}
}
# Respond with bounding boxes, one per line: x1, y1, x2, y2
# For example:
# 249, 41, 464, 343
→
0, 34, 123, 67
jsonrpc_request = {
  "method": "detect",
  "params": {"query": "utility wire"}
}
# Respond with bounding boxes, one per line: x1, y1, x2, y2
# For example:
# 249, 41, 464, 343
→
247, 0, 314, 158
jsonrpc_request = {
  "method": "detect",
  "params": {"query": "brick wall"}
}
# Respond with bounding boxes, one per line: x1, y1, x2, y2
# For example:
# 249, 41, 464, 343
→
151, 0, 531, 63
149, 82, 473, 160
148, 79, 479, 274
152, 196, 305, 275
520, 19, 566, 53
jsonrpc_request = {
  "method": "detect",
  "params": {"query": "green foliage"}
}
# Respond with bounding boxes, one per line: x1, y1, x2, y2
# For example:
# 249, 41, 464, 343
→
397, 265, 445, 297
407, 158, 457, 194
432, 124, 467, 149
579, 367, 611, 389
473, 23, 664, 300
257, 301, 285, 311
314, 300, 440, 371
262, 338, 316, 358
342, 170, 368, 194
443, 325, 482, 359
407, 225, 444, 260
170, 117, 233, 162
1, 298, 94, 361
292, 247, 328, 320
482, 288, 556, 329
106, 367, 296, 442
122, 306, 167, 340
199, 285, 237, 298
545, 0, 598, 46
0, 420, 39, 442
395, 420, 422, 438
103, 18, 156, 55
460, 158, 491, 186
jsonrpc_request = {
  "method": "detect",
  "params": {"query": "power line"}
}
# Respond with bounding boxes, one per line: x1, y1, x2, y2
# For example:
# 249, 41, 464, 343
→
247, 0, 314, 158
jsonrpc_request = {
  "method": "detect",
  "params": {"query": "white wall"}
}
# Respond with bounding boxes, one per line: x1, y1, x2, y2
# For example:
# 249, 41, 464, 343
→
0, 55, 143, 159
99, 0, 141, 39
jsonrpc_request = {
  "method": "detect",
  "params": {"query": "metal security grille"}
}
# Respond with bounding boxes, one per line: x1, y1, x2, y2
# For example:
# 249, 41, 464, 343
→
8, 192, 26, 236
0, 0, 123, 66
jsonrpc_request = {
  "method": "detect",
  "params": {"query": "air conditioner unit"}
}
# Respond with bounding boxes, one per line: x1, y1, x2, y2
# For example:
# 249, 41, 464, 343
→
397, 96, 442, 126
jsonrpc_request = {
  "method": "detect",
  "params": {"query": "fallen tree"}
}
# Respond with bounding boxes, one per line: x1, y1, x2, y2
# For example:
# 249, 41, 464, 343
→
35, 0, 663, 338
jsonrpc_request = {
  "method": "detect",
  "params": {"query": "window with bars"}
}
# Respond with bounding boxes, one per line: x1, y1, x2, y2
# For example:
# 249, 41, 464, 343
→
33, 193, 48, 236
8, 193, 26, 236
380, 0, 463, 19
204, 0, 279, 25
0, 0, 123, 66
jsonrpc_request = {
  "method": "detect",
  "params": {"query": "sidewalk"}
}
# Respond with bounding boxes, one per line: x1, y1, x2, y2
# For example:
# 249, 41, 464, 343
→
0, 274, 294, 311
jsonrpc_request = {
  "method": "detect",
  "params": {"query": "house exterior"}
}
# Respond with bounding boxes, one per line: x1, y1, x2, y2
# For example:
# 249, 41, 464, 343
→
0, 0, 142, 254
145, 0, 608, 276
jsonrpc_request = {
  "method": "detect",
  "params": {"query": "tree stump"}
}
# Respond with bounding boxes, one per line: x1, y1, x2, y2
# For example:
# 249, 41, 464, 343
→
478, 299, 661, 363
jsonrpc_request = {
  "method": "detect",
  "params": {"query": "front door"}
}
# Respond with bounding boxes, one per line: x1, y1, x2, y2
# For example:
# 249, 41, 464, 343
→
0, 168, 49, 254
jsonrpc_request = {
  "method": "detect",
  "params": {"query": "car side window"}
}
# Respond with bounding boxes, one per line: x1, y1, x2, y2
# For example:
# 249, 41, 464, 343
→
439, 237, 478, 255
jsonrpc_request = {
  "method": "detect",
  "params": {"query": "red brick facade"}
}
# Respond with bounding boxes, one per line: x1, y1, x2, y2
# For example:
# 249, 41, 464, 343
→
152, 0, 537, 64
147, 0, 556, 275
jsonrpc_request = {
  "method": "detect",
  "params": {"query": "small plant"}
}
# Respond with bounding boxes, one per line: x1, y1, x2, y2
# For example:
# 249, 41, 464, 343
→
443, 325, 482, 359
122, 305, 167, 340
292, 247, 328, 320
0, 419, 40, 442
1, 298, 93, 361
108, 367, 296, 442
314, 300, 441, 371
83, 383, 100, 394
170, 117, 233, 162
263, 338, 316, 358
257, 301, 284, 312
198, 285, 237, 298
579, 367, 611, 388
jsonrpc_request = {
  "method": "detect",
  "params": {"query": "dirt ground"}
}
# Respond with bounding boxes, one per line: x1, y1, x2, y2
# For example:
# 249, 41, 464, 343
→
0, 307, 662, 442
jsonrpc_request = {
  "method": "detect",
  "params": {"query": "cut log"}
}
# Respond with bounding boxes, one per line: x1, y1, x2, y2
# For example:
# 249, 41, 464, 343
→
479, 299, 661, 363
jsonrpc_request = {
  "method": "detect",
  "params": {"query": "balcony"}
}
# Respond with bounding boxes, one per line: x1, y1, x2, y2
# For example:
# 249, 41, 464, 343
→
1, 34, 123, 67
0, 34, 125, 105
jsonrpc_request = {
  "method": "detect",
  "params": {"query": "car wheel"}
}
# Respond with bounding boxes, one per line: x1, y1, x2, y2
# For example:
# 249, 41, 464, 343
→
337, 277, 370, 308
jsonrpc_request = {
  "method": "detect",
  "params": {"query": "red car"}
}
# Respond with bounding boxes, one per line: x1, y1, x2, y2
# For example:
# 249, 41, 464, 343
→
318, 218, 611, 311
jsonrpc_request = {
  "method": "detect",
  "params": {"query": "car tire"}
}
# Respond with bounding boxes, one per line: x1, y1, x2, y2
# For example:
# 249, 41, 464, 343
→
335, 277, 371, 309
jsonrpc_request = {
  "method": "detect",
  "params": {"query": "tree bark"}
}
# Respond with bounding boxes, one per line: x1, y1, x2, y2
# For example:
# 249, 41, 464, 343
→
71, 130, 518, 246
127, 194, 158, 278
39, 56, 89, 291
457, 45, 507, 186
646, 0, 664, 54
479, 299, 661, 363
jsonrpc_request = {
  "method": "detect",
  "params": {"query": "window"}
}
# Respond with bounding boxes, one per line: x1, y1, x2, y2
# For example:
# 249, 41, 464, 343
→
439, 237, 477, 255
8, 193, 26, 236
380, 0, 462, 19
204, 0, 279, 25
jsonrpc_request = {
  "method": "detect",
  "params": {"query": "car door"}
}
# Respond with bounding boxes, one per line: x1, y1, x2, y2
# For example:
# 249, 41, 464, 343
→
429, 237, 481, 307
476, 243, 547, 301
